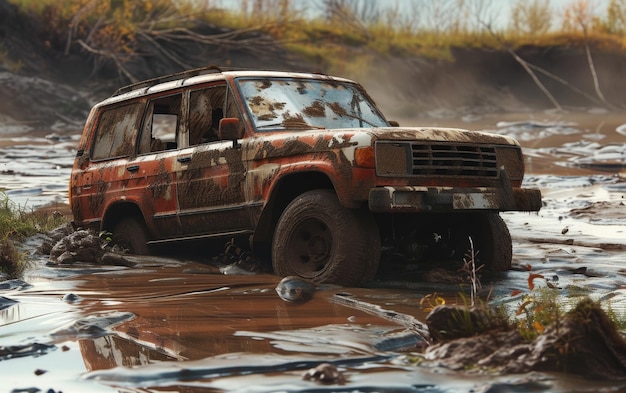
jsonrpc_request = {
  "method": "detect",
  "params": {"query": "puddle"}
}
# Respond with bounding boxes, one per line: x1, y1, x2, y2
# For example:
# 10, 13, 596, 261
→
2, 111, 626, 392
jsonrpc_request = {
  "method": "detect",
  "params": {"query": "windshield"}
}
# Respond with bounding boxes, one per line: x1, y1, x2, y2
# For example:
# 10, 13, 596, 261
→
236, 78, 388, 131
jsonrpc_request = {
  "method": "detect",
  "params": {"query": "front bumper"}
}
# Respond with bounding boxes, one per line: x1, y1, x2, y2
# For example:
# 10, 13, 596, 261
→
369, 186, 542, 213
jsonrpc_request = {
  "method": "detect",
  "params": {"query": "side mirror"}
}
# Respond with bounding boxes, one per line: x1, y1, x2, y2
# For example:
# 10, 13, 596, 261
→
388, 120, 400, 127
219, 118, 243, 143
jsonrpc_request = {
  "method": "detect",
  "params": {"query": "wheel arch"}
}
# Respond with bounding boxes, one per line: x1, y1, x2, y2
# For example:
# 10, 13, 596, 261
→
102, 202, 148, 234
252, 171, 334, 247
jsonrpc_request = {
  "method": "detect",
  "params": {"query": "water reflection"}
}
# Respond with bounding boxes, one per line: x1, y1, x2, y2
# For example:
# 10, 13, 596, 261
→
2, 111, 626, 392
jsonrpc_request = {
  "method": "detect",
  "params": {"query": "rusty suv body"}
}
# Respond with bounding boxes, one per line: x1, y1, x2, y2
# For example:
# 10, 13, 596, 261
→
70, 67, 541, 285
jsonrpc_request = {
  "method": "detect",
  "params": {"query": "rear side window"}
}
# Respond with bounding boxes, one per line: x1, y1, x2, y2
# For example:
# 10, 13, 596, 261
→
91, 102, 142, 160
138, 94, 182, 154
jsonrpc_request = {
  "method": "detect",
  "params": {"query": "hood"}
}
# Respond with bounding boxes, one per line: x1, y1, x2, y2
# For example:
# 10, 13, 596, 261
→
363, 126, 520, 146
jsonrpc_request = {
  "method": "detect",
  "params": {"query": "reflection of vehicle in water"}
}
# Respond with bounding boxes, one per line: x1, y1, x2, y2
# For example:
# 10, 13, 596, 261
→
70, 66, 541, 286
75, 273, 412, 378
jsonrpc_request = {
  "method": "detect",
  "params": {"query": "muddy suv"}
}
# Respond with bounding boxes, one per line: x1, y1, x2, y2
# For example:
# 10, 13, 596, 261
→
70, 66, 541, 285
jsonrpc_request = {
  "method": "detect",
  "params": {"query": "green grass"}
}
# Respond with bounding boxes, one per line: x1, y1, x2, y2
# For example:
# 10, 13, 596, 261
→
0, 193, 67, 279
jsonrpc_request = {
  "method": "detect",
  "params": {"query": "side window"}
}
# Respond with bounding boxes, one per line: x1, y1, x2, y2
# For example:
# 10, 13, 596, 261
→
91, 102, 142, 161
138, 93, 182, 154
188, 85, 226, 145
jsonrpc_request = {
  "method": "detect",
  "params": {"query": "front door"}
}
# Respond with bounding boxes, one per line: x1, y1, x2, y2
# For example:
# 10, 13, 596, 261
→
176, 84, 250, 236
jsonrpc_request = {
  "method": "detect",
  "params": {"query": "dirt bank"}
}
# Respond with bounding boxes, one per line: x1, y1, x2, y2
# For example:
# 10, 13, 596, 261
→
2, 0, 626, 129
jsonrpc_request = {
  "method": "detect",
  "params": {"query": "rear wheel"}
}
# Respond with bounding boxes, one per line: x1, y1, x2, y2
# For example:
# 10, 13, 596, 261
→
272, 189, 380, 285
111, 217, 150, 255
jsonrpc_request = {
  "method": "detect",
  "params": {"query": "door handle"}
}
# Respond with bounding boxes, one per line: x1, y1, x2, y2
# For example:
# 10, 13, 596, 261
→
126, 165, 139, 172
177, 156, 192, 163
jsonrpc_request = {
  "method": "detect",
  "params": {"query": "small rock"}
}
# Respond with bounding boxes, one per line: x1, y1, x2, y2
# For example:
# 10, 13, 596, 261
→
100, 252, 133, 267
34, 368, 47, 376
0, 296, 18, 310
275, 276, 317, 303
62, 293, 81, 303
0, 279, 32, 291
303, 363, 345, 384
57, 251, 74, 265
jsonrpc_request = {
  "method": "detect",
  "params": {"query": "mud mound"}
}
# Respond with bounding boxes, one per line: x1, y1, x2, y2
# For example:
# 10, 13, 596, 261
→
425, 298, 626, 380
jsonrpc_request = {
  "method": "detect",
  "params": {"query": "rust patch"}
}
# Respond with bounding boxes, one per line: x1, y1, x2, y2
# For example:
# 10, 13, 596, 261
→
177, 146, 246, 209
282, 112, 307, 127
327, 102, 347, 117
258, 113, 278, 121
148, 159, 172, 199
248, 96, 286, 123
250, 96, 263, 106
88, 178, 107, 214
258, 79, 272, 90
302, 101, 326, 118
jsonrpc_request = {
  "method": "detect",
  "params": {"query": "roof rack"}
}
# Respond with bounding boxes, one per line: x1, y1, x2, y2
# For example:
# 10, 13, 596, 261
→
112, 65, 224, 96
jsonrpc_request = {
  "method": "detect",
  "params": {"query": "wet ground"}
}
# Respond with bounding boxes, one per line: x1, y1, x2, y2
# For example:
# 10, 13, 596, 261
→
1, 109, 626, 392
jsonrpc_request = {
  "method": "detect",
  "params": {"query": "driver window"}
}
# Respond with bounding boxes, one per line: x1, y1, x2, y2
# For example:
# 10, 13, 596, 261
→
189, 86, 226, 145
138, 93, 181, 154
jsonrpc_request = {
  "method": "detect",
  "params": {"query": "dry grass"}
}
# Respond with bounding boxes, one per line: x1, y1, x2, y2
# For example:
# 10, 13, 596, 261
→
7, 0, 626, 79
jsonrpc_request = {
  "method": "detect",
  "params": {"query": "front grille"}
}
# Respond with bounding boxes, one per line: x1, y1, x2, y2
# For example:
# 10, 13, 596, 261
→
410, 143, 498, 177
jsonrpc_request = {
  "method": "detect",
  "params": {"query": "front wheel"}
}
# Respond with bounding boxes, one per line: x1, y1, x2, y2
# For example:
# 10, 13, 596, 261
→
472, 213, 512, 272
111, 217, 150, 255
272, 189, 380, 286
449, 213, 512, 272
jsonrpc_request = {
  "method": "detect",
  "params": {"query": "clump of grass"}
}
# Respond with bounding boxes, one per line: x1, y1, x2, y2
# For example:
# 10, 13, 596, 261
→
0, 194, 37, 239
514, 286, 562, 340
0, 193, 68, 279
443, 240, 626, 343
0, 44, 22, 73
604, 301, 626, 331
0, 239, 25, 279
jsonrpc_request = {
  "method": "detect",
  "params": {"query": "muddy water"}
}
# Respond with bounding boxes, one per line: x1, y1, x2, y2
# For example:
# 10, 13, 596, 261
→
2, 110, 626, 392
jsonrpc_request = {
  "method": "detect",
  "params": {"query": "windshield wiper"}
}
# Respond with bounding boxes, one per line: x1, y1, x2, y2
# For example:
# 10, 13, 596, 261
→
332, 110, 378, 127
256, 122, 285, 129
256, 121, 325, 130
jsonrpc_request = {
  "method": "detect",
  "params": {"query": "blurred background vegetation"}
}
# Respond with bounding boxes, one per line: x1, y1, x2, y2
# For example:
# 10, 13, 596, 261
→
2, 0, 626, 118
7, 0, 626, 78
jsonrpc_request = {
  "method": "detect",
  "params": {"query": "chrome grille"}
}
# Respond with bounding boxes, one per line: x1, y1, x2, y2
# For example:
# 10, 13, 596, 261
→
410, 143, 498, 177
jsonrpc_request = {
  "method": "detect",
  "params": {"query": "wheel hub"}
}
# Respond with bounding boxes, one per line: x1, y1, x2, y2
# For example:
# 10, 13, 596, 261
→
290, 218, 332, 274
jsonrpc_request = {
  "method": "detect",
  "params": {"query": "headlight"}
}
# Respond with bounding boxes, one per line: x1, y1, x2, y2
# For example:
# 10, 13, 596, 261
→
375, 141, 409, 176
496, 146, 525, 182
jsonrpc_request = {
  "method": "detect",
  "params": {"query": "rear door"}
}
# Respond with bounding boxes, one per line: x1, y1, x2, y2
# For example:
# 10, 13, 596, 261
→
132, 92, 184, 238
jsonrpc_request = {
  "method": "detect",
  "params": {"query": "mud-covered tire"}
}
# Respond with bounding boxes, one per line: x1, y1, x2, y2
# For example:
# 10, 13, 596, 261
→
272, 189, 380, 285
111, 217, 150, 255
466, 213, 512, 272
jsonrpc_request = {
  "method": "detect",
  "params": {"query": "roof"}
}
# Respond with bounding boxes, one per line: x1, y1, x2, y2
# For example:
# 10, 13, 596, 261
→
109, 65, 355, 100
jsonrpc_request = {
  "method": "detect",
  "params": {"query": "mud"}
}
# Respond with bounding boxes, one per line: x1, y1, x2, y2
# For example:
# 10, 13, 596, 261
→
2, 110, 626, 392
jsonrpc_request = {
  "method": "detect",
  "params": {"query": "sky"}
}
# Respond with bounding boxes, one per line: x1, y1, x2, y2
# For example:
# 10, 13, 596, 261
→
215, 0, 614, 31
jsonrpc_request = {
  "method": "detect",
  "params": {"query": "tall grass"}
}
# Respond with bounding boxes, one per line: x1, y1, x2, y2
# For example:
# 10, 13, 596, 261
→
0, 193, 67, 279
